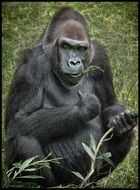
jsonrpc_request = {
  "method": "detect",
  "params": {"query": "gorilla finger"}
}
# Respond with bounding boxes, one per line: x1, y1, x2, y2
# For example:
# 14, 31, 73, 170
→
115, 115, 124, 127
131, 112, 138, 119
115, 115, 131, 133
124, 112, 137, 127
119, 114, 132, 130
120, 112, 129, 125
131, 113, 138, 126
113, 123, 124, 134
112, 118, 117, 126
77, 90, 86, 100
124, 112, 133, 120
120, 113, 126, 123
124, 111, 138, 121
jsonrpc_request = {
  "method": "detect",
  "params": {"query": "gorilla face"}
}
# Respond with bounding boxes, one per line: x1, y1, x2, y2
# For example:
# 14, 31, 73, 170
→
44, 19, 93, 88
57, 37, 90, 87
50, 34, 93, 88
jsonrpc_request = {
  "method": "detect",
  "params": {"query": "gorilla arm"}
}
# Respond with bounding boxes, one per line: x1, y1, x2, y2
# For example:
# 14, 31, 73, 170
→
89, 41, 137, 180
6, 66, 100, 145
91, 41, 137, 130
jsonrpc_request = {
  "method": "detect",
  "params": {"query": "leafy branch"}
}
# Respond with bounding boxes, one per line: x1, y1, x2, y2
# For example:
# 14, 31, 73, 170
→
82, 65, 104, 75
72, 127, 114, 188
2, 153, 62, 188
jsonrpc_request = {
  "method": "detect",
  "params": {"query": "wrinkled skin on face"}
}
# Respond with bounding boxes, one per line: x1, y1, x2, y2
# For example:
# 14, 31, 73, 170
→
46, 20, 94, 88
55, 37, 89, 87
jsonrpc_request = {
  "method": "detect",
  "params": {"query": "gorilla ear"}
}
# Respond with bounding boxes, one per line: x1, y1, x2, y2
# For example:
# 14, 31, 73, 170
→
42, 23, 54, 53
89, 42, 95, 63
43, 37, 58, 54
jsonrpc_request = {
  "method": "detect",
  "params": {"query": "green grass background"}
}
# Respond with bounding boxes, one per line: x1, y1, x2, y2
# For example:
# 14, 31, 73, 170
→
2, 2, 138, 188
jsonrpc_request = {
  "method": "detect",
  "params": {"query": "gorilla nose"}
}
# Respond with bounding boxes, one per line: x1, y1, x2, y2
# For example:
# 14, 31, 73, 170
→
68, 58, 82, 67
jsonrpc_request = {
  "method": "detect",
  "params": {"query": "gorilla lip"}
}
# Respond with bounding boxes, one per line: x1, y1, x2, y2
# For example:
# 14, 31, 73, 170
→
64, 73, 83, 80
69, 73, 82, 77
64, 73, 83, 85
64, 73, 83, 77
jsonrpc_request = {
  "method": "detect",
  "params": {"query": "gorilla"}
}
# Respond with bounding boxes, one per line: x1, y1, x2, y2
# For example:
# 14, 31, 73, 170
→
5, 7, 137, 187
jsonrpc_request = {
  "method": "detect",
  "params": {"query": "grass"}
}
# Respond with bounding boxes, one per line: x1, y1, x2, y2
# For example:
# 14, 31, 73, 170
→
2, 2, 138, 188
99, 133, 138, 188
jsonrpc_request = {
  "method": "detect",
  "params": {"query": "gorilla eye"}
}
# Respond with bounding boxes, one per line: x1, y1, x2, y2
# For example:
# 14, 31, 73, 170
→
78, 46, 88, 51
83, 47, 88, 51
63, 44, 70, 49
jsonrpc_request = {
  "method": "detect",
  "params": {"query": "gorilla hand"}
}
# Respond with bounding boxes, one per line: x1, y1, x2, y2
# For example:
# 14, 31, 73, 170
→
108, 111, 138, 137
77, 90, 100, 121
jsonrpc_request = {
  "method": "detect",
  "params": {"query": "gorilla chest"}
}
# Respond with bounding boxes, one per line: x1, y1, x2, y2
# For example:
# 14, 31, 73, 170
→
43, 77, 94, 108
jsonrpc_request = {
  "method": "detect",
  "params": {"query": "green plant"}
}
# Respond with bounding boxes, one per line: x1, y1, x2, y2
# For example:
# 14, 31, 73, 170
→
82, 65, 104, 75
71, 127, 114, 188
2, 153, 62, 188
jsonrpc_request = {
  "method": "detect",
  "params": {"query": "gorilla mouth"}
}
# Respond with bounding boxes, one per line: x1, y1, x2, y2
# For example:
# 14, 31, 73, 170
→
64, 73, 83, 78
64, 73, 83, 85
67, 73, 82, 78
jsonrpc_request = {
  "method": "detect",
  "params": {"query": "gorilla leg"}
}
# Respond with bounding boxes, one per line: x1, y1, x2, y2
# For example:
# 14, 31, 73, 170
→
7, 136, 56, 186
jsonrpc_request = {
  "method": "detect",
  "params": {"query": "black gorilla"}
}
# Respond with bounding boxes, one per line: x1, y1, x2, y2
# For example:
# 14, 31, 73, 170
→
5, 7, 137, 187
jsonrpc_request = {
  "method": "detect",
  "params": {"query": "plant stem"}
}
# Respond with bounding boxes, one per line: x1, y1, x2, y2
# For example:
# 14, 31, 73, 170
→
79, 127, 113, 188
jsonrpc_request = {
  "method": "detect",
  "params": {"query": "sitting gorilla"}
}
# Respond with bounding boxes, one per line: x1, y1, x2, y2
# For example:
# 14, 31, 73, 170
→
5, 7, 137, 187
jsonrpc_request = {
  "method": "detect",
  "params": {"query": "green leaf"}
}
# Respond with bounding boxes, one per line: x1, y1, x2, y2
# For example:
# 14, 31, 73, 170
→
9, 181, 29, 188
46, 152, 52, 158
97, 152, 115, 168
17, 175, 45, 179
6, 167, 15, 176
39, 163, 51, 168
13, 170, 18, 179
18, 156, 38, 172
82, 65, 104, 75
97, 152, 112, 159
13, 161, 22, 168
82, 143, 95, 161
9, 180, 40, 188
71, 171, 85, 181
90, 134, 96, 152
24, 168, 38, 172
7, 170, 13, 178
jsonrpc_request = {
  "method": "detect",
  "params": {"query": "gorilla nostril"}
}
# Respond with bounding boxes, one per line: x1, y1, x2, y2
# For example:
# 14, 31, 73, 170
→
76, 61, 81, 65
69, 60, 81, 66
70, 61, 76, 66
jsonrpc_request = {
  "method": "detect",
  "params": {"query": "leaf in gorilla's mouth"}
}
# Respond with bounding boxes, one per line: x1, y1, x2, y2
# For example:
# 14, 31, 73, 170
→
82, 65, 104, 75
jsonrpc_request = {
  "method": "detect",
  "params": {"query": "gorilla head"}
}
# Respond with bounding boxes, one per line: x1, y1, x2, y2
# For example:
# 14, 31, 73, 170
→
43, 7, 94, 88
